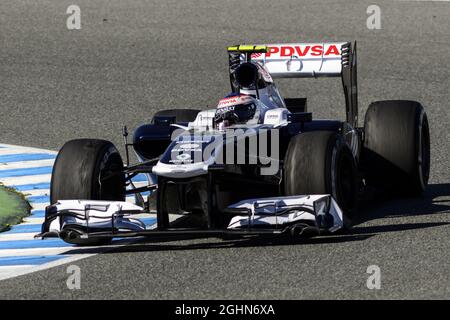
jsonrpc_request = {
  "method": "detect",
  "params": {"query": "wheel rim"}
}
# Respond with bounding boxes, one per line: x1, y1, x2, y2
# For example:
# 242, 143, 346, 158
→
97, 149, 125, 200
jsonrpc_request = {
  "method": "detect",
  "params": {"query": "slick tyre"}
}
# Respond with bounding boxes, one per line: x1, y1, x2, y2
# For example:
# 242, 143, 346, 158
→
362, 100, 430, 196
50, 139, 125, 245
284, 131, 358, 229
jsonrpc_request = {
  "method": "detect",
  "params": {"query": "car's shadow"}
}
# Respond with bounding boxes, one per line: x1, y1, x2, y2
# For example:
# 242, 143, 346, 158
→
355, 182, 450, 223
63, 183, 450, 254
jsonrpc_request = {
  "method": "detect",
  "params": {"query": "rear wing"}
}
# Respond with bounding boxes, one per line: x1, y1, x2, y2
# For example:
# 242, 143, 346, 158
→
228, 42, 347, 78
227, 42, 358, 126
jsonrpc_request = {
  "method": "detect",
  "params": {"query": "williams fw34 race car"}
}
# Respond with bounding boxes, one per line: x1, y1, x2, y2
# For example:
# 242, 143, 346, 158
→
37, 42, 430, 245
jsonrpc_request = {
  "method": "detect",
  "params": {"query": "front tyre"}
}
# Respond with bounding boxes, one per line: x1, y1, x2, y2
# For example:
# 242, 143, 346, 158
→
50, 139, 125, 245
284, 131, 359, 229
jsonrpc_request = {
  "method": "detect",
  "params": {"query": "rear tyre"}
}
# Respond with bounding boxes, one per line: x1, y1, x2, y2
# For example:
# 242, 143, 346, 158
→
152, 109, 200, 123
362, 100, 430, 196
50, 139, 125, 245
284, 131, 358, 229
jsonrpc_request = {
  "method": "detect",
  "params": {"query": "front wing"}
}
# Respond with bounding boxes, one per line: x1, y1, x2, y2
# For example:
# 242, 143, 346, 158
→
36, 194, 344, 243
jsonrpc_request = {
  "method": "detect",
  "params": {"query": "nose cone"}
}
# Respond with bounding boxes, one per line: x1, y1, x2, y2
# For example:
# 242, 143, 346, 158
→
153, 134, 224, 178
158, 134, 224, 165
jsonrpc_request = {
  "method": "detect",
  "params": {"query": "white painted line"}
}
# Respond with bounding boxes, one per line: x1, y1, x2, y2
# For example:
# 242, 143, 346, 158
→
0, 233, 39, 241
0, 159, 55, 170
0, 254, 95, 281
21, 217, 44, 225
0, 265, 34, 271
20, 189, 50, 197
30, 203, 47, 211
0, 238, 144, 281
0, 247, 73, 258
0, 144, 57, 155
0, 265, 35, 280
0, 174, 52, 186
0, 148, 53, 156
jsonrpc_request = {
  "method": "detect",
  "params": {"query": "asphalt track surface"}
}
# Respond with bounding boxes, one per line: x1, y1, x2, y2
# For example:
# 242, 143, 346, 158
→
0, 0, 449, 299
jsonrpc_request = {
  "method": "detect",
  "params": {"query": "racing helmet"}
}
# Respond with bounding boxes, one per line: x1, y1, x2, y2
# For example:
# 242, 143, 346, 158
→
214, 94, 259, 130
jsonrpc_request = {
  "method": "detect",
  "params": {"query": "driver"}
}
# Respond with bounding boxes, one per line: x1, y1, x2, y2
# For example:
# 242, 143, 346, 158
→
214, 93, 260, 130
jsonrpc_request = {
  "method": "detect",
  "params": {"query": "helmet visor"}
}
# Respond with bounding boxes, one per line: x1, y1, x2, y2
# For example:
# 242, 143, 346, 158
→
214, 102, 257, 128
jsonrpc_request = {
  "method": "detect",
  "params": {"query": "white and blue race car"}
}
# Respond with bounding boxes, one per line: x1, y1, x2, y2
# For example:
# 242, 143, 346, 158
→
38, 42, 430, 245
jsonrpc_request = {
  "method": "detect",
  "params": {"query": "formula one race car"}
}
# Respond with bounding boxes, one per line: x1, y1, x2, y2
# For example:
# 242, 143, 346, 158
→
38, 42, 430, 245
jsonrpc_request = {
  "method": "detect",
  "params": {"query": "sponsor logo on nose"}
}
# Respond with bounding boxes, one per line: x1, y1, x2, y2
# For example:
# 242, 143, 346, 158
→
176, 153, 191, 161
